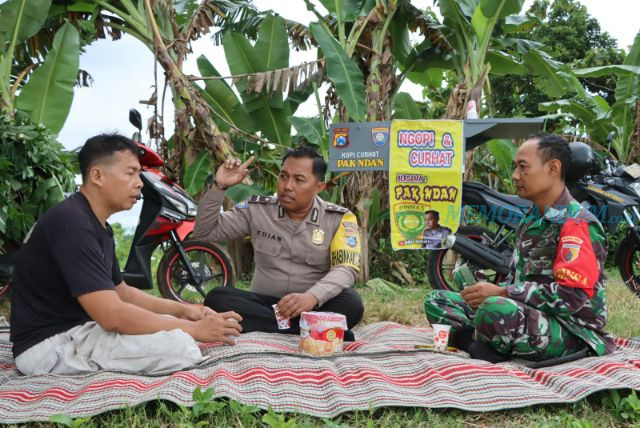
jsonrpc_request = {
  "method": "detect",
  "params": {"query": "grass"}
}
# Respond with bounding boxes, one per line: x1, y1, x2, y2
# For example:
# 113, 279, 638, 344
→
1, 270, 640, 427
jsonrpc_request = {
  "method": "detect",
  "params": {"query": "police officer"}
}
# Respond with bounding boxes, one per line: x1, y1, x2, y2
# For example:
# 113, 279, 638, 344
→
421, 210, 451, 249
424, 134, 614, 362
194, 147, 364, 339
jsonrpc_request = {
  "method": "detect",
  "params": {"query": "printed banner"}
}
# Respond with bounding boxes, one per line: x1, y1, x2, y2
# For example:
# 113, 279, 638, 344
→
389, 120, 464, 250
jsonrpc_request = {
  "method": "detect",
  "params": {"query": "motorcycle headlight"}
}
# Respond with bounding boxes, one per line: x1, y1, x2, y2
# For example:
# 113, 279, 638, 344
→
165, 194, 188, 216
631, 182, 640, 199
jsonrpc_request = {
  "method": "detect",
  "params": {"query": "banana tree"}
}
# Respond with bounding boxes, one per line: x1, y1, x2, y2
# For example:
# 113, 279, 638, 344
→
537, 31, 640, 163
76, 0, 269, 182
0, 0, 80, 133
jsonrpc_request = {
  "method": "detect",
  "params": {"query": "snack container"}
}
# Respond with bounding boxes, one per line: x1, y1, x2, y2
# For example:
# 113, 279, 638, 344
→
299, 312, 347, 356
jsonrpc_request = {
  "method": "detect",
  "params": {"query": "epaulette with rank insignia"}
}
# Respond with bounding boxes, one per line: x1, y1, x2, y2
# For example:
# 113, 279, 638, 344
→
248, 195, 276, 204
325, 203, 349, 213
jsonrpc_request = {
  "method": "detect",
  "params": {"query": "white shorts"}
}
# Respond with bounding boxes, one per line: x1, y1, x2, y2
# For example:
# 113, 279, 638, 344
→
15, 321, 204, 375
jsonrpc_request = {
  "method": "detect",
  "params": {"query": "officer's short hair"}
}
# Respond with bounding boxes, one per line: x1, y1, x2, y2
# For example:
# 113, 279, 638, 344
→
425, 210, 439, 220
282, 146, 327, 181
79, 133, 140, 183
526, 132, 571, 182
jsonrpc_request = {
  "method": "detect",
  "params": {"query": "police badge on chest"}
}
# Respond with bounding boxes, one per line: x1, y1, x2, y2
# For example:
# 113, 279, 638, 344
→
312, 229, 325, 245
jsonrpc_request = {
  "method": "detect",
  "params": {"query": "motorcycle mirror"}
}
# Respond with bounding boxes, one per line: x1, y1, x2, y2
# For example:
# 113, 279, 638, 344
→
129, 109, 142, 131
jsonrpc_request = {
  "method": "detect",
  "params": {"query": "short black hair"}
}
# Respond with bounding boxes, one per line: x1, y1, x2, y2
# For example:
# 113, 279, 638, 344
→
78, 133, 140, 182
425, 210, 440, 220
527, 132, 571, 182
282, 146, 327, 181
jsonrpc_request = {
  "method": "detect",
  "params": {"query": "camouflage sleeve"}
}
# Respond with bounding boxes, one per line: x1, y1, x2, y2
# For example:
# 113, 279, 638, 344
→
193, 186, 251, 242
505, 220, 606, 317
307, 212, 360, 305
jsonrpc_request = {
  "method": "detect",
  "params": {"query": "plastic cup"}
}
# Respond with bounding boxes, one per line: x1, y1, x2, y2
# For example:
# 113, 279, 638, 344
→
272, 304, 291, 330
432, 324, 451, 352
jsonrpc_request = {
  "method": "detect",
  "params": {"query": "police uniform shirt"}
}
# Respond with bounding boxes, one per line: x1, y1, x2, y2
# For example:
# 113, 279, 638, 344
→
194, 187, 361, 305
422, 226, 451, 249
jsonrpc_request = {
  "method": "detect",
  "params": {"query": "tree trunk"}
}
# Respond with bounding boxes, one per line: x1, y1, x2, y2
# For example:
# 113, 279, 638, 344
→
443, 79, 482, 182
145, 0, 235, 182
342, 24, 394, 281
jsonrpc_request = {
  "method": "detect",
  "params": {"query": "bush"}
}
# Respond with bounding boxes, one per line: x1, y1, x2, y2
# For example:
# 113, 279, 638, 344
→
0, 113, 75, 251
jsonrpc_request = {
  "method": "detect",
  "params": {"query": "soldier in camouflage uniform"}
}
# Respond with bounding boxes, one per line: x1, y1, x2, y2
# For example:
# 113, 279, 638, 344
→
424, 134, 614, 362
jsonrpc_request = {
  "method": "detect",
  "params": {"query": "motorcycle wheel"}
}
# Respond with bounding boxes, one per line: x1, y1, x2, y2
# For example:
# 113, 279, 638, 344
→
427, 225, 507, 292
157, 240, 234, 304
616, 234, 640, 296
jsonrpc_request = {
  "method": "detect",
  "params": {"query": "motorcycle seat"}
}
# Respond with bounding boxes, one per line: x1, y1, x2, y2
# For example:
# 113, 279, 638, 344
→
463, 181, 532, 212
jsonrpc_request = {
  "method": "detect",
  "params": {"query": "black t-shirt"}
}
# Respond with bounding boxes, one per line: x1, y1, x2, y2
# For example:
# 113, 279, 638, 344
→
10, 192, 122, 358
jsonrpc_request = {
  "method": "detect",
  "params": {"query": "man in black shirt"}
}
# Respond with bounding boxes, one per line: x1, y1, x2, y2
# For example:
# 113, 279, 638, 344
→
10, 134, 241, 375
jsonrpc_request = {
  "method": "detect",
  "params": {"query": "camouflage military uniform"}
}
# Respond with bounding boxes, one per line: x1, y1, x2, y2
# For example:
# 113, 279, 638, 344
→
424, 189, 614, 360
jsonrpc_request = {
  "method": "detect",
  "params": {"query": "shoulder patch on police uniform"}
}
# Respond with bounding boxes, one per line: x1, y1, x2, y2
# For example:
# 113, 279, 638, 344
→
330, 212, 361, 271
325, 203, 349, 213
248, 195, 276, 204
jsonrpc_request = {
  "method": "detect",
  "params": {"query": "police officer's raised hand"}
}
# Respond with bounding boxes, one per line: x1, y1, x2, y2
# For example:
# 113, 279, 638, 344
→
460, 281, 507, 308
215, 156, 255, 190
276, 293, 318, 319
189, 311, 242, 345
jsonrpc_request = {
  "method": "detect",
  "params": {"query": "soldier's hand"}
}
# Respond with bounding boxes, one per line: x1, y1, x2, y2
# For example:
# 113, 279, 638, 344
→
190, 311, 242, 345
215, 156, 255, 189
460, 282, 507, 308
276, 293, 318, 319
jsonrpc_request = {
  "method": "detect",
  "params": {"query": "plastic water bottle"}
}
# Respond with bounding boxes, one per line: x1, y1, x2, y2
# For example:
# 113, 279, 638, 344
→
466, 100, 479, 119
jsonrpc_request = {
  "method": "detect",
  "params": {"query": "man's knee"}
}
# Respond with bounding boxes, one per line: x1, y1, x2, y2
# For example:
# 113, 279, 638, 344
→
474, 296, 520, 338
424, 290, 459, 320
204, 286, 241, 311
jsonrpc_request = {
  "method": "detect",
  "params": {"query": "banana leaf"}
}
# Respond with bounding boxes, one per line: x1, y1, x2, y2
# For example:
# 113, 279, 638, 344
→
17, 22, 79, 134
0, 0, 51, 48
523, 49, 583, 98
393, 92, 422, 119
310, 22, 366, 121
196, 55, 255, 133
183, 151, 211, 196
290, 116, 324, 147
222, 14, 292, 144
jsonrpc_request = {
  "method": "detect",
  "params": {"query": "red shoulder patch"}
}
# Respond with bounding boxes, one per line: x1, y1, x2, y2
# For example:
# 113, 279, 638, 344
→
553, 219, 599, 298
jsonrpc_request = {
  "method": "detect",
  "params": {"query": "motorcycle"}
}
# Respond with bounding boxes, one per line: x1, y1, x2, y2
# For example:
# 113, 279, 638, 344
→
0, 110, 234, 304
123, 109, 234, 303
428, 139, 640, 295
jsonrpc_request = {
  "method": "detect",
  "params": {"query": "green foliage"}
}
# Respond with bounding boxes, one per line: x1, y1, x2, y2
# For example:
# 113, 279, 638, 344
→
601, 390, 640, 423
0, 113, 75, 250
49, 414, 90, 427
262, 406, 298, 428
491, 0, 626, 117
310, 22, 367, 121
16, 22, 79, 133
393, 92, 422, 119
183, 152, 212, 196
196, 55, 255, 133
290, 116, 325, 147
111, 223, 134, 269
221, 14, 292, 145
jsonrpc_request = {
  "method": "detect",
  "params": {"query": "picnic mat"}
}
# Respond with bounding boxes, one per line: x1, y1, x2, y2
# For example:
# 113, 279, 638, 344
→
1, 322, 640, 423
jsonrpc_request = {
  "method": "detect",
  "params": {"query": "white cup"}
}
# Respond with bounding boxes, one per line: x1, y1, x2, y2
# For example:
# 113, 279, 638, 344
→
432, 324, 451, 352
